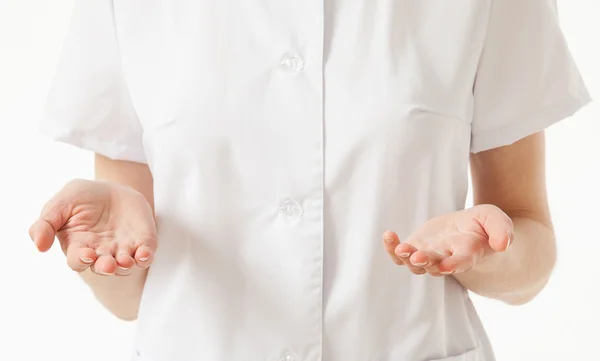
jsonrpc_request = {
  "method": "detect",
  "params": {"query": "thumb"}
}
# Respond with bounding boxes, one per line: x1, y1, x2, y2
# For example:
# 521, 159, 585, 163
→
480, 207, 514, 253
29, 196, 72, 253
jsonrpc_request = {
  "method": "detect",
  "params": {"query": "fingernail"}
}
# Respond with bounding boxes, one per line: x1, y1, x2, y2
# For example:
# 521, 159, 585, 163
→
118, 266, 132, 274
440, 271, 454, 275
413, 262, 427, 267
80, 257, 94, 264
397, 252, 410, 258
384, 237, 394, 244
506, 232, 513, 250
138, 257, 149, 262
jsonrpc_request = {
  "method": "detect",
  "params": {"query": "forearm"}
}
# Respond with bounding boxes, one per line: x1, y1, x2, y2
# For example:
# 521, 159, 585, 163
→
78, 154, 154, 321
80, 267, 148, 320
454, 216, 557, 305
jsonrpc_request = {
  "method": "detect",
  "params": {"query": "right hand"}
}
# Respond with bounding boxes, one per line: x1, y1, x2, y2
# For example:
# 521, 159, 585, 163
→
29, 179, 157, 276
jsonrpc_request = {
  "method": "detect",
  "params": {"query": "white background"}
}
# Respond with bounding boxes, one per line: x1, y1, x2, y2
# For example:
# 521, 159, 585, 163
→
0, 1, 598, 360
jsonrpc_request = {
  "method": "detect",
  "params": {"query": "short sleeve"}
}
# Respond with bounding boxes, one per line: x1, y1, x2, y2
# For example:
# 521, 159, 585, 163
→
471, 0, 591, 153
39, 0, 146, 163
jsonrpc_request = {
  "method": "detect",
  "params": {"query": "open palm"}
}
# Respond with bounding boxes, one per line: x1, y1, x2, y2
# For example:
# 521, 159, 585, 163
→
383, 204, 514, 276
29, 179, 157, 276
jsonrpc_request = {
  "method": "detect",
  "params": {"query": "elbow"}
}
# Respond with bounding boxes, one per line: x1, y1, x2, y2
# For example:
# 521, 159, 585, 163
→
506, 234, 557, 305
115, 311, 139, 322
108, 303, 140, 321
502, 285, 547, 306
95, 296, 141, 322
502, 290, 543, 306
503, 258, 557, 306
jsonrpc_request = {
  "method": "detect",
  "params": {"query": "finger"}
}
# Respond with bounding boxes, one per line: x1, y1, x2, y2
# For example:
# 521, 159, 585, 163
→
29, 185, 78, 252
383, 231, 403, 265
424, 265, 442, 276
394, 243, 425, 273
134, 246, 154, 268
29, 219, 58, 252
95, 241, 117, 256
409, 267, 427, 275
438, 254, 476, 274
92, 243, 118, 275
431, 232, 482, 275
410, 250, 446, 276
394, 243, 418, 259
66, 245, 97, 272
91, 255, 118, 275
480, 207, 514, 252
115, 243, 136, 276
408, 250, 444, 267
391, 244, 425, 274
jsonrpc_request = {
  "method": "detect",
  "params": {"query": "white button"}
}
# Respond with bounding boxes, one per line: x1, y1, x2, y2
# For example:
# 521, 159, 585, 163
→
279, 352, 300, 361
279, 54, 304, 72
278, 200, 303, 219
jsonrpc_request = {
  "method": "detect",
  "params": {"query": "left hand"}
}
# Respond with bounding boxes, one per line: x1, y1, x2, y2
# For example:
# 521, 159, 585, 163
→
383, 204, 514, 276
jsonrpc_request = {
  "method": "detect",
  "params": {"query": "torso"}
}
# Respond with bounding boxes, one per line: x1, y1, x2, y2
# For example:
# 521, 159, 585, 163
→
117, 1, 495, 360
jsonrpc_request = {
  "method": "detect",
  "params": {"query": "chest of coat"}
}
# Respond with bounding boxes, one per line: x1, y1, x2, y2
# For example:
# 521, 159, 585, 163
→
115, 0, 490, 138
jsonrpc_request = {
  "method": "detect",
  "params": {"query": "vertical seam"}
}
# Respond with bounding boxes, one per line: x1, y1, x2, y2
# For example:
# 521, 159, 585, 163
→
319, 0, 326, 360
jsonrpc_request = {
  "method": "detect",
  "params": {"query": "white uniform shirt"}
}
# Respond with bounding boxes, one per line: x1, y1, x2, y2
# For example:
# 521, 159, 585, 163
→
41, 1, 590, 360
